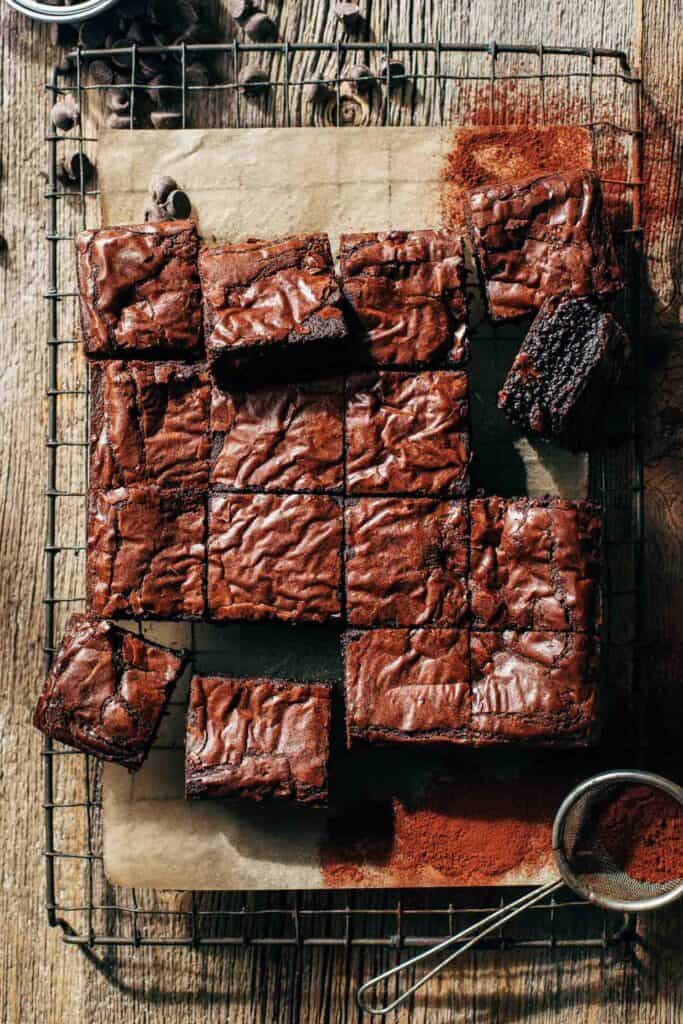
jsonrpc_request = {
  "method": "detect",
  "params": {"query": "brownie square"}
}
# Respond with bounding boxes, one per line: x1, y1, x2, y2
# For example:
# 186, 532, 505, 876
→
498, 296, 631, 451
345, 370, 470, 496
90, 361, 211, 491
345, 498, 469, 627
207, 492, 342, 624
77, 220, 202, 357
34, 614, 187, 769
210, 378, 343, 493
340, 230, 469, 366
465, 169, 622, 321
470, 630, 600, 745
344, 628, 471, 745
198, 233, 347, 378
185, 675, 331, 804
87, 486, 206, 619
469, 497, 602, 632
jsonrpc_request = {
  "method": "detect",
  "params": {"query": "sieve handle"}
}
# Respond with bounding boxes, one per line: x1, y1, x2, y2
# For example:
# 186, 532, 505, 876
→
356, 878, 565, 1016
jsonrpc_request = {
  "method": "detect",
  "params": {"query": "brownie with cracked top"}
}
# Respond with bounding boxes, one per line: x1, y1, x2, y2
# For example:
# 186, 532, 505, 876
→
34, 614, 187, 769
77, 220, 202, 357
345, 370, 470, 496
465, 169, 622, 321
199, 233, 347, 378
185, 675, 331, 804
90, 361, 211, 491
340, 230, 469, 366
210, 378, 343, 493
345, 498, 469, 627
207, 492, 342, 624
498, 296, 631, 450
87, 486, 206, 620
469, 497, 602, 632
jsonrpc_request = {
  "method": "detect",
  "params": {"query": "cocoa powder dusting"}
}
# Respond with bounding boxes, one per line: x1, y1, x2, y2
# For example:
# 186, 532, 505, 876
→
596, 785, 683, 885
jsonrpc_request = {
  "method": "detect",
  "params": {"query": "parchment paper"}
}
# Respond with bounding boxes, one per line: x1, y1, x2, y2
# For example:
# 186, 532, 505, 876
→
99, 127, 590, 890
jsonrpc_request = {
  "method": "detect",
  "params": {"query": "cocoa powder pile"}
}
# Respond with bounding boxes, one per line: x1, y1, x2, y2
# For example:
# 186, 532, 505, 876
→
596, 784, 683, 884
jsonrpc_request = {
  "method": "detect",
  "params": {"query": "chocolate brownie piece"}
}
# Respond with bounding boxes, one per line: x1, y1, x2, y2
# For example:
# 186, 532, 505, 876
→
198, 233, 347, 378
34, 614, 187, 769
469, 497, 602, 632
90, 361, 211, 491
465, 169, 622, 321
339, 230, 469, 366
345, 498, 469, 627
497, 296, 631, 451
345, 371, 470, 496
185, 675, 331, 804
207, 492, 342, 623
87, 486, 206, 619
470, 630, 600, 745
77, 220, 202, 357
210, 378, 343, 493
343, 628, 471, 745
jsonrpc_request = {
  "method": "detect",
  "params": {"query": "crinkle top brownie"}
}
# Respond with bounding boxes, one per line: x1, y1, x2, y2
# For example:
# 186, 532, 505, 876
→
77, 220, 203, 356
90, 361, 211, 491
340, 230, 469, 365
198, 233, 347, 371
465, 169, 622, 320
34, 614, 186, 769
185, 675, 331, 804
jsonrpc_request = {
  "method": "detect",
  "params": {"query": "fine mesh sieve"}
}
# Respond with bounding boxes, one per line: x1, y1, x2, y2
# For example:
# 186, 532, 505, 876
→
357, 770, 683, 1016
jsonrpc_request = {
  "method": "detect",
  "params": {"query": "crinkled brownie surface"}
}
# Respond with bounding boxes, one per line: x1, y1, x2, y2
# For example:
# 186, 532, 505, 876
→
34, 614, 186, 769
185, 675, 331, 804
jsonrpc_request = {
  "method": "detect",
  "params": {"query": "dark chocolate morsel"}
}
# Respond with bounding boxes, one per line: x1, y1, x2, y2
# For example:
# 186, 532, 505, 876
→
164, 189, 192, 219
88, 59, 115, 85
151, 110, 184, 129
51, 99, 80, 132
105, 88, 131, 113
238, 65, 270, 95
244, 12, 277, 41
149, 174, 178, 204
335, 2, 363, 29
61, 151, 95, 185
379, 58, 407, 84
49, 23, 78, 48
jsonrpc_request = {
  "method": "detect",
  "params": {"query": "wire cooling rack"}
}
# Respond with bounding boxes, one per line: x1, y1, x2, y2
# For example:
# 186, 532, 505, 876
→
43, 38, 644, 953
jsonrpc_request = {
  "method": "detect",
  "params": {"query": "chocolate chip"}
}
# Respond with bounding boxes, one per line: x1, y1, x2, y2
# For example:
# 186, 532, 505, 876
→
379, 58, 407, 85
105, 112, 136, 129
149, 175, 178, 204
244, 12, 277, 41
51, 98, 80, 132
61, 151, 95, 185
105, 88, 131, 113
151, 110, 183, 129
143, 200, 166, 223
88, 59, 115, 85
238, 65, 269, 96
334, 2, 363, 29
163, 189, 192, 219
185, 62, 210, 88
346, 62, 373, 92
228, 0, 255, 20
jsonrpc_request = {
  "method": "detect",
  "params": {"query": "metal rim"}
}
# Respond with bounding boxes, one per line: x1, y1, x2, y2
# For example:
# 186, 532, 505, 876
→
552, 769, 683, 913
4, 0, 120, 23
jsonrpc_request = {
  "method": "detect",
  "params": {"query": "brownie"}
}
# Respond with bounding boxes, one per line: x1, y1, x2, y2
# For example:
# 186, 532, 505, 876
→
207, 492, 342, 623
90, 361, 211, 491
185, 675, 331, 804
345, 498, 469, 627
469, 497, 602, 632
343, 628, 471, 745
497, 296, 631, 450
87, 486, 206, 619
34, 614, 186, 769
345, 371, 470, 496
339, 230, 469, 366
470, 630, 600, 745
465, 169, 622, 321
198, 233, 347, 378
77, 220, 202, 357
210, 378, 343, 493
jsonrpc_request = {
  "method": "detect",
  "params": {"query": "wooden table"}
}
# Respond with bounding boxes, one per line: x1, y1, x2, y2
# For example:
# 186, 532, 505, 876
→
1, 1, 681, 1020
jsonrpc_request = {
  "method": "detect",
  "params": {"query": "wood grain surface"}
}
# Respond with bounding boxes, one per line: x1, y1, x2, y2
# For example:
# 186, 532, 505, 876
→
0, 2, 681, 1022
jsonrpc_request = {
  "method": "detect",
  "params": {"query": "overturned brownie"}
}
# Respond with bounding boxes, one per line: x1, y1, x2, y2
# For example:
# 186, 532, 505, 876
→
207, 492, 343, 624
199, 233, 347, 379
90, 361, 211, 491
498, 296, 631, 450
185, 675, 331, 804
465, 169, 622, 320
210, 378, 343, 493
469, 497, 602, 632
77, 220, 202, 357
345, 371, 470, 496
345, 498, 469, 627
87, 486, 206, 619
34, 615, 186, 769
340, 230, 469, 365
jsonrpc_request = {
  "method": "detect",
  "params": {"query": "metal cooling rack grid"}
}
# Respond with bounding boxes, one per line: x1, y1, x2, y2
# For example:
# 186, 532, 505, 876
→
43, 39, 644, 953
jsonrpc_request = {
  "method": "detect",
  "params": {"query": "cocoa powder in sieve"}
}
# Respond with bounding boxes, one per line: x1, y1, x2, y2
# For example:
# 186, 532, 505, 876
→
596, 784, 683, 884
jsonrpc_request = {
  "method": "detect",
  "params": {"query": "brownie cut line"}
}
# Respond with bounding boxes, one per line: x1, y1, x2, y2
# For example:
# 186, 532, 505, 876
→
185, 675, 331, 804
33, 614, 187, 770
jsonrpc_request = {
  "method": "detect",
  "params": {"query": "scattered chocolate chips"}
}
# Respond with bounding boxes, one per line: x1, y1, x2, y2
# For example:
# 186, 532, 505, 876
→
335, 2, 363, 30
380, 58, 407, 85
239, 65, 269, 96
151, 110, 183, 129
51, 97, 80, 133
59, 151, 95, 187
244, 12, 277, 42
150, 175, 178, 205
164, 189, 192, 219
